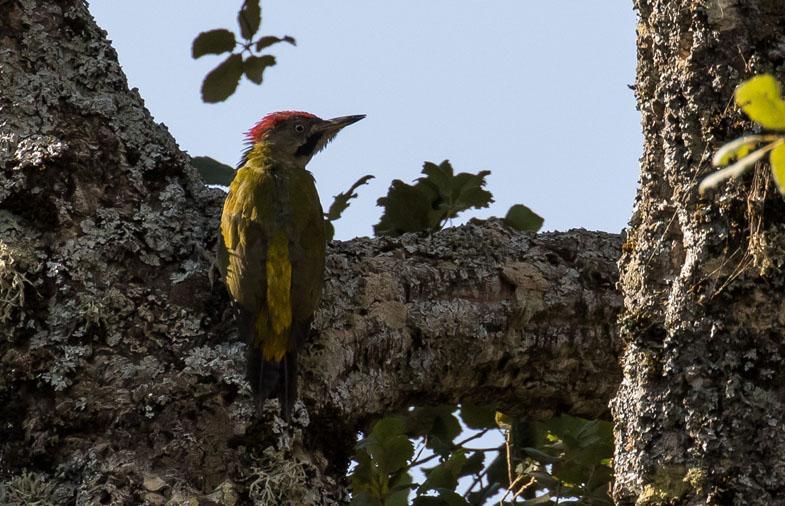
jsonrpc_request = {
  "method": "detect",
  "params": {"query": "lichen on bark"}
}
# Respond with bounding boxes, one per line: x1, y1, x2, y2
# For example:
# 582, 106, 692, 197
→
613, 1, 785, 503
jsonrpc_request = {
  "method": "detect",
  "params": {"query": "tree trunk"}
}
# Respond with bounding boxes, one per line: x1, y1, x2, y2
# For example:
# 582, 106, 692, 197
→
612, 1, 785, 504
0, 1, 622, 504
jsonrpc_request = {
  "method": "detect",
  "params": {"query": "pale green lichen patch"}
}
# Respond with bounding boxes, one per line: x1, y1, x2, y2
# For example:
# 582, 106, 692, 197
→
636, 465, 690, 505
684, 466, 708, 495
0, 242, 33, 326
0, 470, 66, 506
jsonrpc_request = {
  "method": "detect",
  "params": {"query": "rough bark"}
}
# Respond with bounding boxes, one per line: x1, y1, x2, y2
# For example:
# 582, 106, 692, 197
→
306, 223, 623, 427
0, 1, 622, 504
613, 1, 785, 504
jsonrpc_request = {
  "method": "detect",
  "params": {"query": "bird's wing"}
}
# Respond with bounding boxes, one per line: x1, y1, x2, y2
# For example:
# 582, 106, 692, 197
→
289, 171, 327, 349
218, 167, 271, 312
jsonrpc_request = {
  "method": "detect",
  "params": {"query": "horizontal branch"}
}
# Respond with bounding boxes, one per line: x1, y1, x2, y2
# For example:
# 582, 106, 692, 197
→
304, 221, 623, 424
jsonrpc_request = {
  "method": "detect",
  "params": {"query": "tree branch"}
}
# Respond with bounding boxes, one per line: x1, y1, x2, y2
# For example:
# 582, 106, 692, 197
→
306, 223, 623, 425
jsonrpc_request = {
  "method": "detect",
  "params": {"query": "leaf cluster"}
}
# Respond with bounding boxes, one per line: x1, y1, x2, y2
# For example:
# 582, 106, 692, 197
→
350, 405, 496, 506
700, 74, 785, 196
373, 161, 543, 236
374, 161, 494, 236
192, 0, 296, 103
351, 417, 415, 506
503, 415, 613, 505
350, 405, 612, 506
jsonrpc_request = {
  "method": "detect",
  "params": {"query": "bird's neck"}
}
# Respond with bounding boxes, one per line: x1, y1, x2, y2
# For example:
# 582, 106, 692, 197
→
245, 141, 308, 173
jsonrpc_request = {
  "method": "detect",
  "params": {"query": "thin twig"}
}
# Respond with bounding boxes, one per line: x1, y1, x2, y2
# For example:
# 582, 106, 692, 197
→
505, 431, 513, 488
462, 466, 490, 500
510, 476, 537, 502
408, 429, 491, 467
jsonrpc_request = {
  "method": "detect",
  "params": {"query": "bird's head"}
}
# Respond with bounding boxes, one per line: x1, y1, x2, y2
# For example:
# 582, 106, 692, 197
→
243, 111, 365, 168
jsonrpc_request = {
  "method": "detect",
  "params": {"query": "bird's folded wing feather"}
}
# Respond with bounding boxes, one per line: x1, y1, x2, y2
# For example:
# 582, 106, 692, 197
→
218, 168, 273, 312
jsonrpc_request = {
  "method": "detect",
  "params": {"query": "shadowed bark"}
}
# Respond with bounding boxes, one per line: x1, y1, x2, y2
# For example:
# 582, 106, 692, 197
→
0, 1, 622, 504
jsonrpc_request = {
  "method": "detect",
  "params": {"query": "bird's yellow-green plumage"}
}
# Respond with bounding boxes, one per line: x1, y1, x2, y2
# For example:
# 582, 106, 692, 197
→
217, 111, 363, 418
261, 232, 292, 361
219, 144, 325, 366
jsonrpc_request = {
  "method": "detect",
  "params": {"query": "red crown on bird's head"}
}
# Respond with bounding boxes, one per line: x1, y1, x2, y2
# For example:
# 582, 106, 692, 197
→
246, 111, 319, 141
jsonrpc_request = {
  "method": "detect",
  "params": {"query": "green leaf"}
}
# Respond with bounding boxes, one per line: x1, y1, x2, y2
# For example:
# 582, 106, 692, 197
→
192, 29, 236, 58
712, 135, 767, 167
405, 406, 462, 457
420, 160, 454, 197
528, 470, 560, 489
421, 465, 456, 493
326, 175, 375, 221
351, 491, 383, 506
699, 142, 776, 194
191, 156, 235, 186
370, 435, 414, 475
433, 489, 470, 506
385, 473, 414, 506
371, 416, 407, 441
201, 54, 244, 103
357, 417, 413, 476
350, 450, 377, 494
546, 416, 612, 457
482, 454, 509, 492
374, 180, 438, 236
541, 415, 613, 493
420, 451, 467, 492
504, 204, 544, 232
238, 0, 261, 40
243, 55, 276, 84
418, 161, 493, 223
459, 404, 496, 430
511, 420, 549, 450
769, 142, 785, 195
429, 413, 462, 457
442, 170, 493, 218
458, 451, 485, 478
255, 35, 297, 51
735, 74, 785, 130
495, 411, 513, 430
412, 498, 444, 506
405, 407, 440, 437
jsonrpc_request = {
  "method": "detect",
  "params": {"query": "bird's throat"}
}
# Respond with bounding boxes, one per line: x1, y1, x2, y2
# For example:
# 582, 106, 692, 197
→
295, 132, 324, 157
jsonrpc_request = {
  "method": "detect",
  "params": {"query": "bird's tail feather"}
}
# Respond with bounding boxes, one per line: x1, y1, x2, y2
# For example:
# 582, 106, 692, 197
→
239, 307, 298, 419
237, 306, 311, 421
246, 349, 297, 419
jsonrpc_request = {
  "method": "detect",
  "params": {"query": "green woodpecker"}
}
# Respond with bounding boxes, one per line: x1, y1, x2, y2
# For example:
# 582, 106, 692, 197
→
218, 111, 364, 417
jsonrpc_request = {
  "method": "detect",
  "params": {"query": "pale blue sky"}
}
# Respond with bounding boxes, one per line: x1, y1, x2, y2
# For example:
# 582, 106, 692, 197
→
90, 1, 640, 240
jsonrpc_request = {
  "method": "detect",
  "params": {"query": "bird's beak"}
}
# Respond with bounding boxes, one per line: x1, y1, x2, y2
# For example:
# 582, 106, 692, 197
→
318, 114, 366, 133
301, 114, 365, 158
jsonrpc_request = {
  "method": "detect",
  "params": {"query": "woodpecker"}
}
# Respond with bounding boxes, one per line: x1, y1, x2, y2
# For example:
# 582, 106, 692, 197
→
218, 111, 364, 418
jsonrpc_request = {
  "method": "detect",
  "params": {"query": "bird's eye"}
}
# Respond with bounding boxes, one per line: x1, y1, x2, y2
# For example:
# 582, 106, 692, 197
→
295, 124, 305, 133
